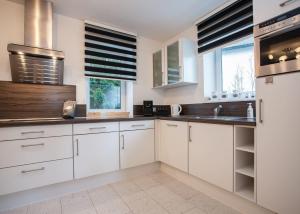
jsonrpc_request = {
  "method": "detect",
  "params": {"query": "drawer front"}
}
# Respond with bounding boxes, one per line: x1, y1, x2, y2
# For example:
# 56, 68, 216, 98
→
0, 125, 72, 141
0, 136, 73, 169
120, 120, 154, 131
73, 122, 119, 135
0, 159, 73, 195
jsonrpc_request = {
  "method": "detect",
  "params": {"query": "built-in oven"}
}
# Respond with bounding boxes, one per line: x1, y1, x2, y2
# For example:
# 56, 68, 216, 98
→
254, 7, 300, 77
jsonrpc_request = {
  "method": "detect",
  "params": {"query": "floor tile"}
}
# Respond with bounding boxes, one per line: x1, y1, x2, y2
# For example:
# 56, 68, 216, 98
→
211, 204, 241, 214
146, 185, 183, 204
61, 191, 95, 214
160, 198, 195, 214
149, 172, 174, 184
111, 181, 141, 197
188, 193, 220, 213
183, 208, 207, 214
27, 199, 61, 214
132, 176, 160, 190
125, 196, 166, 214
88, 185, 120, 205
0, 207, 27, 214
165, 180, 199, 200
95, 198, 130, 214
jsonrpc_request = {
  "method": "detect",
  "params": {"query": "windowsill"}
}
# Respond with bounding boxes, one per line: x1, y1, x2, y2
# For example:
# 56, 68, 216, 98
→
203, 97, 255, 103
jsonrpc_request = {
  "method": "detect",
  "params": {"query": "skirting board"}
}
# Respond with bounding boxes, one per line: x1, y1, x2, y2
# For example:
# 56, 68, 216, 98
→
160, 163, 274, 214
0, 162, 160, 212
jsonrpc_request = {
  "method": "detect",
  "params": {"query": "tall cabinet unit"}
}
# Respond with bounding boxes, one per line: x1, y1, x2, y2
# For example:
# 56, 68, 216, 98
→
256, 73, 300, 214
188, 123, 234, 192
153, 38, 197, 88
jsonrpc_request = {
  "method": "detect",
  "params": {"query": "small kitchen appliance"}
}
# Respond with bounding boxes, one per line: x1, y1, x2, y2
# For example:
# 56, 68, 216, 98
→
171, 104, 182, 116
62, 101, 76, 119
143, 100, 153, 116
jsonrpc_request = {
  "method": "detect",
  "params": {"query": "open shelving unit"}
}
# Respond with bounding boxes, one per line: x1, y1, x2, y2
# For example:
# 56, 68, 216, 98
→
234, 126, 256, 202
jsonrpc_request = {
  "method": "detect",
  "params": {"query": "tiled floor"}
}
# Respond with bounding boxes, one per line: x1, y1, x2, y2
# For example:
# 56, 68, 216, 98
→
1, 172, 240, 214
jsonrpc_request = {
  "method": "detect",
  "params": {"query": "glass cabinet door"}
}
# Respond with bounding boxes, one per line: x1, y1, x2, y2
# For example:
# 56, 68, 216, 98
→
167, 41, 180, 84
153, 50, 163, 87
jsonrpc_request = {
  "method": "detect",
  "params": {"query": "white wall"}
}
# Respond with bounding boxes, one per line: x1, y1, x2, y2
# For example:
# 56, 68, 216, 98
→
0, 0, 164, 105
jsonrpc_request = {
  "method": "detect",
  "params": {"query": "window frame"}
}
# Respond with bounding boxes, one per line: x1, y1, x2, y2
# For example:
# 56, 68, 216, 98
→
203, 35, 255, 101
86, 77, 127, 113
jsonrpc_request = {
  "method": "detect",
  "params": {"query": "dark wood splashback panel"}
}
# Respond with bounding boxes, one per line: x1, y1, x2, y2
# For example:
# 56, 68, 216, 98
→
181, 101, 256, 117
134, 101, 255, 117
0, 81, 76, 119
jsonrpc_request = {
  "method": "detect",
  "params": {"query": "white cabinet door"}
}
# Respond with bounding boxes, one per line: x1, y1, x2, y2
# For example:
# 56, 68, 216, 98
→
74, 132, 119, 179
189, 123, 234, 192
120, 129, 155, 169
256, 73, 300, 214
160, 120, 188, 172
253, 0, 300, 24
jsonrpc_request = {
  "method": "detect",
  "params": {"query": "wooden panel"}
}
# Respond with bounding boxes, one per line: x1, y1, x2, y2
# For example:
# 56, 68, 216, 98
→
0, 81, 76, 119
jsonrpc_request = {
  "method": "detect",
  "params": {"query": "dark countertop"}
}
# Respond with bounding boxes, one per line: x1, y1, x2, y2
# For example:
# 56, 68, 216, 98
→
0, 115, 256, 128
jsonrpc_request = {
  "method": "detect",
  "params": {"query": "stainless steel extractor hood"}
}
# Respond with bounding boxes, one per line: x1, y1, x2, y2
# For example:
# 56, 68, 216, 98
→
7, 0, 64, 85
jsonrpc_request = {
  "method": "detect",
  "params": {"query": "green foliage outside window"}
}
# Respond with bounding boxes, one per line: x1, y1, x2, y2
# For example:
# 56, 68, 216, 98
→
89, 78, 121, 109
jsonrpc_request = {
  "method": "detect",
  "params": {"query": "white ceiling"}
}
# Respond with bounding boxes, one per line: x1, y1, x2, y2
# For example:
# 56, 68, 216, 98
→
10, 0, 228, 41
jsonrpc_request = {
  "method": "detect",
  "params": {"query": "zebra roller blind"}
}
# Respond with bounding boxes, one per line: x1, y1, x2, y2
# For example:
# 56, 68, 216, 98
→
85, 23, 137, 81
197, 0, 253, 53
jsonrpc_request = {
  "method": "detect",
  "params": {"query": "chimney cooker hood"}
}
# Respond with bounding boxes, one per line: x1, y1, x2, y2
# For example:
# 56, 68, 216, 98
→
7, 0, 64, 85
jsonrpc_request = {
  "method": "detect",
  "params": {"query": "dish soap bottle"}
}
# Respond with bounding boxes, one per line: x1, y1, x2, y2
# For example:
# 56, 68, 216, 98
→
247, 103, 254, 119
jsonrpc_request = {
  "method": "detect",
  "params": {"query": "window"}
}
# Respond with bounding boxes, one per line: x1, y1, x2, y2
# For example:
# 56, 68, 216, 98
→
203, 37, 255, 100
87, 78, 126, 112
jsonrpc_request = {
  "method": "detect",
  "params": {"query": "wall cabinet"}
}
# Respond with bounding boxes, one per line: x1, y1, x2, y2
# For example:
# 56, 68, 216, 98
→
253, 0, 300, 24
120, 129, 155, 169
153, 38, 197, 89
74, 132, 119, 179
189, 123, 233, 192
159, 120, 188, 172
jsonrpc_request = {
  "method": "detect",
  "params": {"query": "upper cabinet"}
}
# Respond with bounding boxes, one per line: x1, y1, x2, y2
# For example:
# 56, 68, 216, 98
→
253, 0, 300, 24
153, 38, 198, 89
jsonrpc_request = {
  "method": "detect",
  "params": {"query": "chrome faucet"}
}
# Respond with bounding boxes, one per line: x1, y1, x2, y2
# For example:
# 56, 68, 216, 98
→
214, 105, 223, 117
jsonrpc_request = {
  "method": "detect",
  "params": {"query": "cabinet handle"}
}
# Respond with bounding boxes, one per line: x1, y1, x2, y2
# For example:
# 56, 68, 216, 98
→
167, 123, 178, 127
76, 139, 79, 156
21, 131, 45, 135
89, 127, 106, 130
280, 0, 299, 7
131, 124, 145, 127
188, 125, 192, 142
121, 135, 125, 150
21, 167, 45, 174
259, 99, 263, 124
21, 143, 45, 148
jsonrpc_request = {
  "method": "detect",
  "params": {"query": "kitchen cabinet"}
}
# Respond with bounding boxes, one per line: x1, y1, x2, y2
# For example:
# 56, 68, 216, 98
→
153, 49, 164, 88
189, 123, 233, 192
253, 0, 300, 24
74, 132, 119, 179
256, 73, 300, 214
159, 120, 188, 172
153, 38, 197, 89
120, 129, 155, 169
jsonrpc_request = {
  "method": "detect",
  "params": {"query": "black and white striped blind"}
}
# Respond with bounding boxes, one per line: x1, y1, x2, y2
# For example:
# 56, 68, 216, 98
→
85, 23, 137, 81
197, 0, 253, 53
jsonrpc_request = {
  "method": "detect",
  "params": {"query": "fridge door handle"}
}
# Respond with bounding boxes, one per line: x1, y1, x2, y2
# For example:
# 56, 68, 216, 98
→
259, 99, 263, 123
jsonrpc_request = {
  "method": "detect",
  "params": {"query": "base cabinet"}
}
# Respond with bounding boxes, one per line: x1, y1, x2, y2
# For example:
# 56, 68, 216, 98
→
189, 123, 234, 192
160, 120, 188, 172
0, 159, 73, 195
74, 132, 119, 179
120, 129, 155, 169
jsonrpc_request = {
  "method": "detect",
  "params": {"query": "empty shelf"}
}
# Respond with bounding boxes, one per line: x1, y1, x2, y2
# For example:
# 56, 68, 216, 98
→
236, 185, 255, 201
236, 165, 255, 178
236, 145, 254, 153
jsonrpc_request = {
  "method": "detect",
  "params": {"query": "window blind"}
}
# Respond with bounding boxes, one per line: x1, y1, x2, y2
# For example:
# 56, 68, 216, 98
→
197, 0, 253, 53
85, 23, 137, 81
